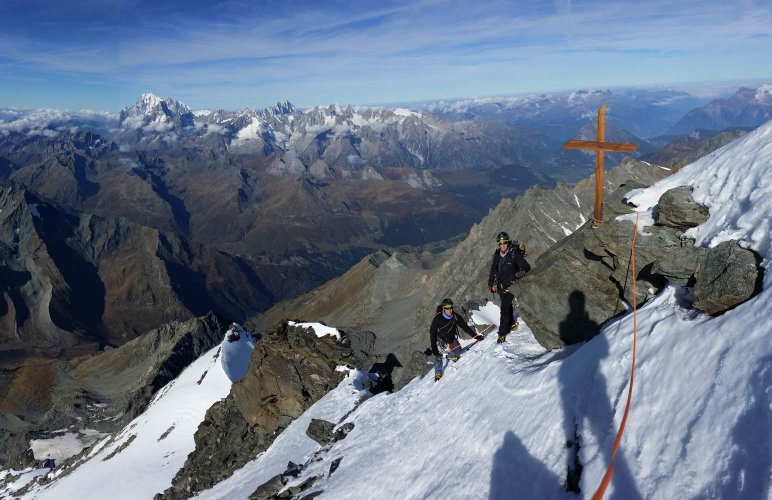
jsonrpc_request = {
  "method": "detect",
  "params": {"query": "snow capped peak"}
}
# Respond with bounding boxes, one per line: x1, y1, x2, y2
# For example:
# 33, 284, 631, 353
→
139, 92, 162, 107
754, 84, 772, 103
392, 107, 421, 118
120, 93, 192, 122
270, 100, 296, 115
567, 89, 611, 105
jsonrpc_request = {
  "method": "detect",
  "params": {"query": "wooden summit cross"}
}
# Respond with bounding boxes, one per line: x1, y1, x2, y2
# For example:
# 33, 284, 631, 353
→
563, 104, 638, 227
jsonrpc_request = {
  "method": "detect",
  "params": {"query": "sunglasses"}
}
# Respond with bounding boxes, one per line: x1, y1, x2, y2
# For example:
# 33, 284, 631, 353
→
498, 241, 509, 245
443, 306, 453, 310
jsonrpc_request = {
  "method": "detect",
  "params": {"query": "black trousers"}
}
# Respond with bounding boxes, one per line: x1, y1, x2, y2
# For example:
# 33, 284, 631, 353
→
498, 290, 515, 335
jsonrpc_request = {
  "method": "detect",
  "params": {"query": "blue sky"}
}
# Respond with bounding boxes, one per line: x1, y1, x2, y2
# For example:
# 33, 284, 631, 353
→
1, 0, 770, 112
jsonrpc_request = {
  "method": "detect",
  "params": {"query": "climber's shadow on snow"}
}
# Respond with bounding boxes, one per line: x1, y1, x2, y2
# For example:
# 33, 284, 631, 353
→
558, 290, 642, 498
717, 354, 771, 498
489, 431, 562, 499
365, 353, 401, 394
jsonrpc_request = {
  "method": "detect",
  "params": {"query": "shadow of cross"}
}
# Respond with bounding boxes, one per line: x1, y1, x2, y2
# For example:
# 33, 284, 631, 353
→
563, 104, 639, 227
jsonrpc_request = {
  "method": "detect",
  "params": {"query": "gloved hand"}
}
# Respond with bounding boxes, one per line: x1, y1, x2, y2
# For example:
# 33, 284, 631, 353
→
474, 334, 485, 341
489, 284, 497, 293
515, 270, 526, 279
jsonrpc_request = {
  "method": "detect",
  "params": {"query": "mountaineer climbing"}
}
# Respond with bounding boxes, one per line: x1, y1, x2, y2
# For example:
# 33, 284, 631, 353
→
430, 298, 483, 380
488, 231, 530, 343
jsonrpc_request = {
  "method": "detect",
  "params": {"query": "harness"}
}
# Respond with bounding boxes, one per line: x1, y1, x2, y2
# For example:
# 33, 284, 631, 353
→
435, 312, 460, 349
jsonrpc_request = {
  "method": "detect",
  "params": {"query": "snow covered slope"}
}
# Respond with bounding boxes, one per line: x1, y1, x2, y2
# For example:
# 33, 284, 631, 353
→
17, 326, 256, 500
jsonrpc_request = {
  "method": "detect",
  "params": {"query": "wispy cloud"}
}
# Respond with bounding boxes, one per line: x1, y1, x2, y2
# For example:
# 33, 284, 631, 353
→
0, 0, 770, 110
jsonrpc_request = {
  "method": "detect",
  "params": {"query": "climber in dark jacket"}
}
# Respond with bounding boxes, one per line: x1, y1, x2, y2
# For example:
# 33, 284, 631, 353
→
430, 298, 481, 357
488, 231, 530, 342
430, 298, 483, 380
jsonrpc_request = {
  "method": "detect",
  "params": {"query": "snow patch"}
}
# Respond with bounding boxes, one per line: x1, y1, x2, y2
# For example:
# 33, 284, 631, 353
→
30, 430, 108, 462
287, 321, 341, 339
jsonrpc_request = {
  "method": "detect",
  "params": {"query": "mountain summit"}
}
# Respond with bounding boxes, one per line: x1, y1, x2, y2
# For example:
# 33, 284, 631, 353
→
118, 93, 195, 135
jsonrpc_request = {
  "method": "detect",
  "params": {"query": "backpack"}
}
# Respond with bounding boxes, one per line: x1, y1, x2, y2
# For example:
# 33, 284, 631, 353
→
513, 241, 526, 257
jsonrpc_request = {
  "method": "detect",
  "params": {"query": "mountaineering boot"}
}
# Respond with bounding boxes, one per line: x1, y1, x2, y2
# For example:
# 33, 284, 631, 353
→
448, 356, 459, 362
512, 321, 520, 331
433, 357, 443, 381
497, 334, 507, 344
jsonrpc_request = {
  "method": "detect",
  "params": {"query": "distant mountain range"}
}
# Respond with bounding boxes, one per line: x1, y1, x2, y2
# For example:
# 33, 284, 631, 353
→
0, 84, 768, 361
412, 88, 708, 139
666, 86, 772, 135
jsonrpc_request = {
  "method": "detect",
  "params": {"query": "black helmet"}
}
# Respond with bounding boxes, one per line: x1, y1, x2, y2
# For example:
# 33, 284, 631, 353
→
440, 298, 454, 308
496, 231, 510, 244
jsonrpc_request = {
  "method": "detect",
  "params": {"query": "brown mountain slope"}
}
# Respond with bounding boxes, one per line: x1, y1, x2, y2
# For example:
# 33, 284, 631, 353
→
0, 182, 273, 359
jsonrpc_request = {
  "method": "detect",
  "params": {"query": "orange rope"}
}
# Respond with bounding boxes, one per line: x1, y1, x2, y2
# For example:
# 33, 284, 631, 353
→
592, 212, 639, 500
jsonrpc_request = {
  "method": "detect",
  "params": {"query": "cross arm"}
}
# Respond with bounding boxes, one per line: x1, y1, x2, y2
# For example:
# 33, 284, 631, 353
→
562, 140, 639, 152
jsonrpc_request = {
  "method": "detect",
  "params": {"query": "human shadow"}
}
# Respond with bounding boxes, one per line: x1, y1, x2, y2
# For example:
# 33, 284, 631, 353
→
366, 353, 401, 394
559, 291, 642, 498
712, 354, 771, 498
559, 291, 599, 344
489, 431, 564, 499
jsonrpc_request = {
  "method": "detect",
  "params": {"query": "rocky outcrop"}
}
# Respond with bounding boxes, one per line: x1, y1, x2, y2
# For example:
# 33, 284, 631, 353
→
656, 187, 709, 229
694, 241, 763, 315
158, 322, 354, 499
306, 419, 336, 446
518, 183, 763, 348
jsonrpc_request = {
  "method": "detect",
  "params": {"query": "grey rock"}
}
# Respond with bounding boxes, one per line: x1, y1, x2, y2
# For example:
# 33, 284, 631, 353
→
656, 187, 709, 229
306, 419, 336, 446
333, 422, 354, 442
249, 473, 285, 500
652, 245, 708, 286
694, 241, 762, 315
329, 457, 343, 475
343, 330, 377, 367
284, 461, 302, 478
283, 475, 321, 498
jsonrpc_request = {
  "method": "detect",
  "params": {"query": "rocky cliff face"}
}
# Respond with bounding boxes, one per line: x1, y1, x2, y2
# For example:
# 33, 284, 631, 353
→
157, 322, 356, 499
